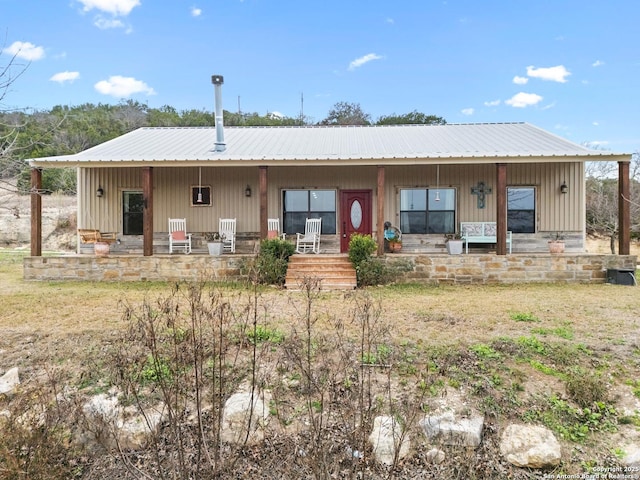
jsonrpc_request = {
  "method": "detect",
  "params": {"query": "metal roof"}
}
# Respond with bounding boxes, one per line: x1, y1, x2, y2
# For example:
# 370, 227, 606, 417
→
29, 122, 629, 167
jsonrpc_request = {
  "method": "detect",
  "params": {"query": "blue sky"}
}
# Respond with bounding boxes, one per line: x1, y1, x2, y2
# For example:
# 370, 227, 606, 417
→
2, 0, 639, 153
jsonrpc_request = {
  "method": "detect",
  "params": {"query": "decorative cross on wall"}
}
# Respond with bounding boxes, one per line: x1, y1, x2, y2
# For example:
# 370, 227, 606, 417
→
471, 182, 492, 209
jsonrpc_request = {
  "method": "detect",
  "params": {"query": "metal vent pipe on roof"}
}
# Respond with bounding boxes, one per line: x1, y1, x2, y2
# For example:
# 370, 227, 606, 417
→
211, 75, 226, 152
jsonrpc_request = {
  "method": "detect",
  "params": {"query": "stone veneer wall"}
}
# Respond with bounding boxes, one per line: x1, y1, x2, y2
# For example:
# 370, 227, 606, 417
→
388, 254, 637, 285
23, 255, 246, 282
23, 253, 636, 285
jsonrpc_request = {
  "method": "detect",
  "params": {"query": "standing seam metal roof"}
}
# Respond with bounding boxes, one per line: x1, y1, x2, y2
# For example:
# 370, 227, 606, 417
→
28, 122, 626, 165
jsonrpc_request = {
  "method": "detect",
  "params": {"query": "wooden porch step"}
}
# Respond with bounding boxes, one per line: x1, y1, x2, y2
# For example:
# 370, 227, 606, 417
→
285, 254, 357, 291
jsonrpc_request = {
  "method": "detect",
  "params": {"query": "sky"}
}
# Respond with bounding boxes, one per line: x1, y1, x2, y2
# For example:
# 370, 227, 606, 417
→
2, 0, 639, 154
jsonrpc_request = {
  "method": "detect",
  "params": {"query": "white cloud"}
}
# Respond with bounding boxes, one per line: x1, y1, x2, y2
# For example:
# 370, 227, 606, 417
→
461, 108, 474, 116
484, 99, 501, 107
348, 53, 383, 71
505, 92, 543, 108
50, 71, 80, 84
95, 17, 125, 29
386, 18, 394, 24
2, 41, 45, 61
76, 0, 140, 16
94, 75, 156, 97
592, 121, 599, 126
585, 140, 609, 148
513, 75, 528, 85
592, 60, 604, 67
191, 6, 202, 17
526, 65, 571, 83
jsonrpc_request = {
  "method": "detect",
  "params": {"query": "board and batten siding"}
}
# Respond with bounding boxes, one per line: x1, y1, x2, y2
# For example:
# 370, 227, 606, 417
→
385, 162, 583, 234
79, 161, 583, 238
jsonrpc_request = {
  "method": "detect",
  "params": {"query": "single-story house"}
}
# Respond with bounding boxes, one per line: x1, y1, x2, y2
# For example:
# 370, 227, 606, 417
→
25, 75, 634, 286
27, 121, 632, 258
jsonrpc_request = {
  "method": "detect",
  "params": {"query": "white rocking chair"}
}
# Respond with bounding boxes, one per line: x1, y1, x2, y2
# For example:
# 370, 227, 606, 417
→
168, 218, 192, 254
295, 218, 321, 254
219, 218, 236, 253
267, 218, 286, 239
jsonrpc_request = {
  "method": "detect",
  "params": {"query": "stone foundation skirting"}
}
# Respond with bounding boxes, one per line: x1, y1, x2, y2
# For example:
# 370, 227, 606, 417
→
388, 253, 637, 285
23, 254, 247, 282
23, 253, 636, 285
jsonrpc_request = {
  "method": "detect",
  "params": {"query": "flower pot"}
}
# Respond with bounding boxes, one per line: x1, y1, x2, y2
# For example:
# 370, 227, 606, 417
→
207, 242, 223, 256
548, 240, 565, 254
389, 242, 402, 252
94, 242, 110, 257
446, 240, 463, 255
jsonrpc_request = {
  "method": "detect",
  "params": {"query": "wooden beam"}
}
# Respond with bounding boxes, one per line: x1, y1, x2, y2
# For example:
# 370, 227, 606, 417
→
260, 166, 268, 240
377, 166, 385, 256
30, 168, 42, 257
142, 166, 153, 256
618, 161, 630, 255
496, 163, 507, 255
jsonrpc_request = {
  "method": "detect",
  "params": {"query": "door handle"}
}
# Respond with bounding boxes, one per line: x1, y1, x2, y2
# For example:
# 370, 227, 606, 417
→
342, 222, 347, 238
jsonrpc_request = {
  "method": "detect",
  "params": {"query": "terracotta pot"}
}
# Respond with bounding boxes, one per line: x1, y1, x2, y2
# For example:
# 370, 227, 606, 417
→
548, 240, 565, 254
389, 242, 402, 252
94, 242, 110, 257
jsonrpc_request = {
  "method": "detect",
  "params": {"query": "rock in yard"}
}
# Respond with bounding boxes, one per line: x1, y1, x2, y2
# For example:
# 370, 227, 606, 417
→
420, 411, 484, 448
499, 424, 561, 468
368, 415, 411, 466
0, 367, 20, 395
220, 391, 271, 445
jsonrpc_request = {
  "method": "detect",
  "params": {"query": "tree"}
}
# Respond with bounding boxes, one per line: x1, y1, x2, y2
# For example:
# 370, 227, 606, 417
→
376, 110, 446, 125
585, 151, 640, 253
320, 101, 371, 125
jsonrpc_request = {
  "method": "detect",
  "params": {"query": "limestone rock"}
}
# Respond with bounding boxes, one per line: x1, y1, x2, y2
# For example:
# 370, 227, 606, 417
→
420, 411, 484, 448
368, 415, 411, 465
426, 448, 446, 464
499, 424, 561, 468
0, 367, 20, 395
621, 443, 640, 467
81, 391, 164, 450
220, 391, 271, 445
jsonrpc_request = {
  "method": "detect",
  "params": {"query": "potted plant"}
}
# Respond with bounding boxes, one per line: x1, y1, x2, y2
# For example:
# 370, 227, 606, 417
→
383, 222, 402, 253
548, 232, 565, 253
205, 232, 224, 255
445, 233, 463, 255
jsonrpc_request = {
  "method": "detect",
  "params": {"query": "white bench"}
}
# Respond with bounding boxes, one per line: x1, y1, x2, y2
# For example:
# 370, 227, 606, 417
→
460, 222, 512, 254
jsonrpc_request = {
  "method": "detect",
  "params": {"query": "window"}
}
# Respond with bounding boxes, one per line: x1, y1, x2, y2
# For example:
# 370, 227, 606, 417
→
399, 188, 456, 234
283, 190, 336, 235
191, 185, 212, 206
123, 191, 143, 235
507, 187, 535, 233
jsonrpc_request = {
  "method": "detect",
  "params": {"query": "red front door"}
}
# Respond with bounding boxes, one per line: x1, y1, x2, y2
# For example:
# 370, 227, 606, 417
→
340, 190, 372, 252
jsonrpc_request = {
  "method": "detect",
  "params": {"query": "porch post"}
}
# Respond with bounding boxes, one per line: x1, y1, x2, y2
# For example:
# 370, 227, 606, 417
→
259, 166, 268, 240
496, 163, 507, 255
377, 166, 385, 256
618, 160, 631, 255
142, 166, 153, 256
30, 168, 42, 257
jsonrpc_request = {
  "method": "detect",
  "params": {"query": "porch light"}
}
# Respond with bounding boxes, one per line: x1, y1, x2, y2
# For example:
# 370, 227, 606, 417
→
245, 185, 252, 197
197, 167, 203, 203
560, 181, 568, 194
96, 186, 104, 197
